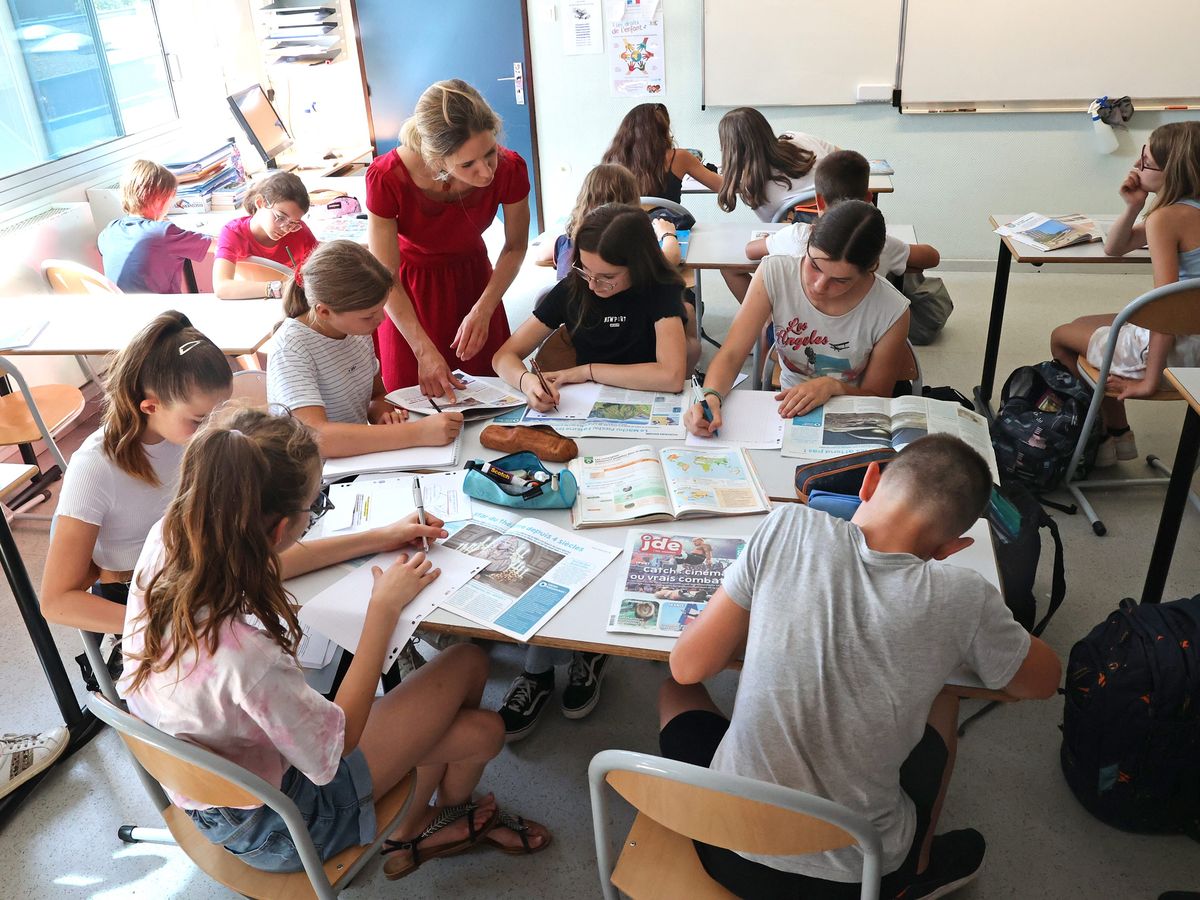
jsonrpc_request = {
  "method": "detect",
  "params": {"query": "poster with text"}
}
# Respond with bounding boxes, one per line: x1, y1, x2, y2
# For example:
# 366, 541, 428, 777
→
562, 0, 602, 54
607, 0, 665, 97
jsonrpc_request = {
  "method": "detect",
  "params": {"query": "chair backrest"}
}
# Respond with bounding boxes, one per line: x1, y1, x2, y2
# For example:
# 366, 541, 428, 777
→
770, 190, 818, 224
1122, 280, 1200, 335
42, 259, 120, 295
230, 369, 268, 407
234, 256, 293, 283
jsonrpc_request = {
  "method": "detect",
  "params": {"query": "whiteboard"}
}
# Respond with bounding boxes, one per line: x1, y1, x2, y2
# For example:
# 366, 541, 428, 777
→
901, 0, 1200, 109
702, 0, 903, 107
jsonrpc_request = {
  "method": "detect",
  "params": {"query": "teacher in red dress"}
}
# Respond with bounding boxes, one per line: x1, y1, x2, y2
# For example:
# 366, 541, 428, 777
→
366, 79, 531, 398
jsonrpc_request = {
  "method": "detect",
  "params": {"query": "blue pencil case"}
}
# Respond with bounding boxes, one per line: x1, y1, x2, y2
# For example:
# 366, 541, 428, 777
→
462, 451, 577, 510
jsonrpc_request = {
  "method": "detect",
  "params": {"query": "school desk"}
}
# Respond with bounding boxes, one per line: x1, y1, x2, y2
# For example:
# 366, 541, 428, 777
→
681, 173, 895, 199
169, 210, 369, 246
976, 214, 1153, 419
1141, 367, 1200, 604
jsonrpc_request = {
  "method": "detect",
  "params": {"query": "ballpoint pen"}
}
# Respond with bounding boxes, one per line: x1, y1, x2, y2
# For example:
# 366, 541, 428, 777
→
412, 476, 429, 551
428, 396, 443, 413
691, 374, 718, 436
529, 359, 558, 412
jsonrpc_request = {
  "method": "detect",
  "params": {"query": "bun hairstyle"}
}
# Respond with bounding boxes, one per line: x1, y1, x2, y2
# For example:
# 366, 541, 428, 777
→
564, 163, 639, 239
103, 311, 231, 484
716, 107, 817, 213
125, 407, 320, 693
807, 199, 887, 273
282, 240, 394, 319
121, 160, 178, 216
601, 103, 673, 197
1147, 121, 1200, 214
399, 79, 501, 170
242, 170, 310, 216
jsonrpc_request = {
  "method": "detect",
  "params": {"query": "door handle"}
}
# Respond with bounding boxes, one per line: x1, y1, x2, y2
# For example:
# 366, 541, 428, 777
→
497, 62, 525, 106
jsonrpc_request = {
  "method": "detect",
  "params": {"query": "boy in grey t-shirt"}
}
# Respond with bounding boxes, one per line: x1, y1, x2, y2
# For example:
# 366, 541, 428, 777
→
659, 435, 1061, 899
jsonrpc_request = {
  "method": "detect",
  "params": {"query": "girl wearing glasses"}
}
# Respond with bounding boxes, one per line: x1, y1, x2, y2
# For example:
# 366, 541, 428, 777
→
1050, 121, 1200, 466
118, 407, 550, 879
687, 200, 910, 437
214, 171, 318, 301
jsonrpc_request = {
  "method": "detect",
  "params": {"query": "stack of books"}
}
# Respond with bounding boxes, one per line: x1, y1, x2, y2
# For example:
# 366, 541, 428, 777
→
166, 141, 246, 215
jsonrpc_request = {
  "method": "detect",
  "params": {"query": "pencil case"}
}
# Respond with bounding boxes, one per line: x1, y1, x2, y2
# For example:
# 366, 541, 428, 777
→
463, 451, 578, 510
479, 423, 578, 462
794, 448, 896, 501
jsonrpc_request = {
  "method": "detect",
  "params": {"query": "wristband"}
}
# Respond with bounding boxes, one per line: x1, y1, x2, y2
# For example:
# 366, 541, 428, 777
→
701, 387, 723, 404
658, 233, 678, 247
519, 371, 531, 391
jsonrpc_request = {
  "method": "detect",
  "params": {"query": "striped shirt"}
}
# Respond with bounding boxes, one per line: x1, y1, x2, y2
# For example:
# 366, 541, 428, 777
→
267, 317, 378, 424
55, 428, 184, 572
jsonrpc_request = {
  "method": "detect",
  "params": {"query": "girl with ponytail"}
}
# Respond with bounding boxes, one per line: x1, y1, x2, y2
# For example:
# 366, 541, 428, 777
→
267, 240, 464, 457
119, 408, 550, 877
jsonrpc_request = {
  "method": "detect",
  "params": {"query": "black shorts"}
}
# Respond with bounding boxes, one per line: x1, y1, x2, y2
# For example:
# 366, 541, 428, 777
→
659, 710, 947, 900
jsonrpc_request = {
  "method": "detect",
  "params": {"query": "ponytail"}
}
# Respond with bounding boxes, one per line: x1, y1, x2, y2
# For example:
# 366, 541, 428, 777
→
125, 407, 318, 693
399, 79, 501, 168
103, 311, 232, 484
808, 199, 886, 273
282, 279, 309, 318
285, 240, 393, 318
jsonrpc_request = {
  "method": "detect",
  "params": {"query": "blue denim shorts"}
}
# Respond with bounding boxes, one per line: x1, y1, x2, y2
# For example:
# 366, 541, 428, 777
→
187, 748, 376, 873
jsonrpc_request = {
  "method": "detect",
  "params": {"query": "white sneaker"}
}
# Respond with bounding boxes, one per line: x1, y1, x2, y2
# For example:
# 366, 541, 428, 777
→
0, 726, 69, 799
1094, 431, 1138, 468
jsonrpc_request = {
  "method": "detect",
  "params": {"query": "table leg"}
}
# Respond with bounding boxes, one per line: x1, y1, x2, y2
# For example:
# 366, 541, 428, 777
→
974, 240, 1012, 420
1141, 406, 1200, 605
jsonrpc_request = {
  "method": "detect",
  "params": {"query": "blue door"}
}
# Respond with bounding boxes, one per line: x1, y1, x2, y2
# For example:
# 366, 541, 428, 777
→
353, 0, 542, 232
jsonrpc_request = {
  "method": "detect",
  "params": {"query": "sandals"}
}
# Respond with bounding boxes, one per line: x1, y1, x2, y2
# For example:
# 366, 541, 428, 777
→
381, 800, 498, 880
482, 809, 553, 856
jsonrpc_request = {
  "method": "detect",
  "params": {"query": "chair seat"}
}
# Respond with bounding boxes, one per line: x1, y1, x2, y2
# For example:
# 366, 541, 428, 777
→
611, 812, 738, 900
0, 385, 85, 446
159, 770, 415, 900
1077, 357, 1181, 402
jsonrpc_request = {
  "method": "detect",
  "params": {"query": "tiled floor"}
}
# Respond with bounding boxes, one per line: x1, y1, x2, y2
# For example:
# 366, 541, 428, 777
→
1, 267, 1198, 898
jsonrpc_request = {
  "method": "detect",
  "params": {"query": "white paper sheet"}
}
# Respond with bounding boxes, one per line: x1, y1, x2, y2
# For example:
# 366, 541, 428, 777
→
522, 381, 603, 420
318, 471, 472, 536
685, 390, 784, 449
321, 432, 461, 481
298, 544, 487, 672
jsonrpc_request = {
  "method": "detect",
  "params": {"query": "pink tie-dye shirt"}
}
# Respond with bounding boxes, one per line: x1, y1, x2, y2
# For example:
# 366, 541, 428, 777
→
118, 522, 345, 810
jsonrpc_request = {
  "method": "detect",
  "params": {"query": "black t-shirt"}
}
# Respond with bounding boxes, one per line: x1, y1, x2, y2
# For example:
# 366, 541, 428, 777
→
533, 278, 686, 366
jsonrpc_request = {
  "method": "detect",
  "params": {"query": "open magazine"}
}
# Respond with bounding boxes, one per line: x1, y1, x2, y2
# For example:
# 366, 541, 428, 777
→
607, 530, 746, 637
521, 384, 686, 439
440, 508, 620, 641
782, 395, 999, 481
568, 444, 771, 529
994, 213, 1102, 252
385, 372, 524, 418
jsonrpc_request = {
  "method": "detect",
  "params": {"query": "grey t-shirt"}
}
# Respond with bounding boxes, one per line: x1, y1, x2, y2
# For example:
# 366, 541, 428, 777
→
711, 505, 1029, 881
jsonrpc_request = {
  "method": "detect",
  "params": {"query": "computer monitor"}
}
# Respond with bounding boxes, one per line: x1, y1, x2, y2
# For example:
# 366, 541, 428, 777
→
227, 84, 294, 169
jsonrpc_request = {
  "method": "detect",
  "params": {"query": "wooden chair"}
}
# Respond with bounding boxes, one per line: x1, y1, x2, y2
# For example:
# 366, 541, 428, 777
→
1064, 279, 1200, 536
40, 259, 118, 386
235, 256, 293, 284
85, 692, 418, 900
0, 356, 83, 512
588, 749, 883, 900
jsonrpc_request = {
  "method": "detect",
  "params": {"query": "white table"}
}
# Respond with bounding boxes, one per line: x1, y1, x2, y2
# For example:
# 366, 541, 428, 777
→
682, 173, 895, 197
170, 210, 368, 246
683, 222, 918, 270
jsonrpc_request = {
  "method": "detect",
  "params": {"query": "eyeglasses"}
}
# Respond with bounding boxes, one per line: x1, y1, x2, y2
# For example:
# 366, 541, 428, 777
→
572, 265, 620, 290
1136, 145, 1162, 172
267, 206, 305, 233
303, 492, 335, 530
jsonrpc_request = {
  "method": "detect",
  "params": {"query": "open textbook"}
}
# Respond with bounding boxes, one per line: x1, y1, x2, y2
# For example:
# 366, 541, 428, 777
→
607, 530, 747, 637
568, 444, 770, 529
782, 395, 998, 481
385, 372, 524, 418
994, 213, 1102, 252
522, 383, 687, 439
440, 508, 620, 641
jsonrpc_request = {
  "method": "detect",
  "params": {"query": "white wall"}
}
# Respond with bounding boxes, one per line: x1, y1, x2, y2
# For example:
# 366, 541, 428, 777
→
525, 0, 1200, 263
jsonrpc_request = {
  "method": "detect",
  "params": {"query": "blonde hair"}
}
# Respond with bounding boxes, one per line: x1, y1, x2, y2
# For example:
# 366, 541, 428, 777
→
399, 79, 500, 169
121, 160, 177, 216
282, 240, 394, 318
242, 171, 310, 215
1147, 121, 1200, 214
565, 164, 639, 239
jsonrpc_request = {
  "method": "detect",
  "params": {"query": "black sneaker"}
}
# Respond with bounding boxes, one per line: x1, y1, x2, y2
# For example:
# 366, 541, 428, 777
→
560, 652, 610, 720
499, 670, 554, 742
900, 829, 986, 899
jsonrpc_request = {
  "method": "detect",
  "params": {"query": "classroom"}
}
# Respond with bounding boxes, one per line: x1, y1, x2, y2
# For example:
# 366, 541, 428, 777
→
0, 0, 1198, 897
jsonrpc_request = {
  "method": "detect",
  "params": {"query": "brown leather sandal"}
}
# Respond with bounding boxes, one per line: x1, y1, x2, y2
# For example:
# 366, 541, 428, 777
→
381, 801, 498, 880
481, 809, 553, 856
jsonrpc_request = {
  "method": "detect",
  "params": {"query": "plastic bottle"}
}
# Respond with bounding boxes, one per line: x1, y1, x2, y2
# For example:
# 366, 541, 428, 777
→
1090, 99, 1119, 154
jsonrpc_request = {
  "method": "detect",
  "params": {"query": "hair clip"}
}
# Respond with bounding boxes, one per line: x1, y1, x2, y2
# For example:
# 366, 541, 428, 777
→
178, 339, 205, 355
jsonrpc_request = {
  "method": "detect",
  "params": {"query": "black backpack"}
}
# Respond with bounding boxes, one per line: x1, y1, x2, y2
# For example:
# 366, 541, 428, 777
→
989, 481, 1065, 634
1060, 595, 1200, 838
991, 361, 1100, 492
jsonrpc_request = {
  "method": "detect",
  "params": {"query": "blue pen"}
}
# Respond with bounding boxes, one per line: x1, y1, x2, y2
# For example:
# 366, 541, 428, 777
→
691, 374, 718, 437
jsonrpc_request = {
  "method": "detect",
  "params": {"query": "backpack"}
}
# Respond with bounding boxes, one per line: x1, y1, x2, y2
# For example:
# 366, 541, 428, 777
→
991, 361, 1100, 492
1060, 595, 1200, 838
902, 272, 955, 346
988, 481, 1065, 633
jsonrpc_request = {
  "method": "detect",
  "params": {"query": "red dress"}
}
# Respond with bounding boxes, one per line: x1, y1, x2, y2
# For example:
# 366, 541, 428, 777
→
365, 147, 530, 391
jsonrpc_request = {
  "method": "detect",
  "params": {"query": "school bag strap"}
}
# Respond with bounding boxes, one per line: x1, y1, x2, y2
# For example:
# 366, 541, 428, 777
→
1030, 510, 1065, 638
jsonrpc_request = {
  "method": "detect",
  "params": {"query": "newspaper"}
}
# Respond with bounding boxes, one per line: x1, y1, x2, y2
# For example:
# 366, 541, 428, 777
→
521, 384, 686, 439
439, 508, 621, 641
994, 213, 1101, 252
781, 395, 998, 482
385, 372, 524, 417
607, 530, 746, 637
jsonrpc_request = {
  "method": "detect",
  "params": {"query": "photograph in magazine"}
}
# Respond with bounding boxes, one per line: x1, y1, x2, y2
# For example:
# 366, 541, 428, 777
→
608, 530, 746, 636
443, 528, 565, 600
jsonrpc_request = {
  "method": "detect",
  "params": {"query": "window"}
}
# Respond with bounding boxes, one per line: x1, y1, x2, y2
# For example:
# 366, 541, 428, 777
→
0, 0, 176, 180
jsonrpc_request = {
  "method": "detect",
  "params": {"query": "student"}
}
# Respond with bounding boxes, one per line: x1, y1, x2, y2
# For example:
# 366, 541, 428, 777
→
213, 171, 318, 300
267, 240, 464, 458
1051, 121, 1200, 466
601, 103, 722, 203
98, 159, 211, 294
118, 408, 550, 878
715, 107, 838, 222
687, 200, 910, 436
491, 203, 688, 741
532, 163, 701, 374
660, 435, 1062, 898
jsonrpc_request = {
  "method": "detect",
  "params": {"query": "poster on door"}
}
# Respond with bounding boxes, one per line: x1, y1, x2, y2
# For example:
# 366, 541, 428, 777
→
606, 0, 665, 97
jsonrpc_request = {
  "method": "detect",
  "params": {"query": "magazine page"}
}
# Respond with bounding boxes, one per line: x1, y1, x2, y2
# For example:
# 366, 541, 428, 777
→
922, 400, 1000, 482
385, 372, 524, 416
657, 447, 770, 517
523, 385, 686, 439
780, 396, 895, 459
439, 510, 621, 641
569, 444, 674, 527
994, 213, 1096, 252
608, 530, 746, 637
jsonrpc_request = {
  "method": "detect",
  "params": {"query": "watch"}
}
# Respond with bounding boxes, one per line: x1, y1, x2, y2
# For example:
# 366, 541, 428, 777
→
266, 280, 283, 300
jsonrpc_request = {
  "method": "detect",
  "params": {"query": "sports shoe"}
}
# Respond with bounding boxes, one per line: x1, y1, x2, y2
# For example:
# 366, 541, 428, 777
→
560, 652, 610, 720
499, 670, 554, 742
901, 829, 986, 899
1094, 431, 1138, 468
394, 641, 426, 680
0, 727, 69, 799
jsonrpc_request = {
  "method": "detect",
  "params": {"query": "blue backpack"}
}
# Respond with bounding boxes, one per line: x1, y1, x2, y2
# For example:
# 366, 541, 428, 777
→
1060, 595, 1200, 838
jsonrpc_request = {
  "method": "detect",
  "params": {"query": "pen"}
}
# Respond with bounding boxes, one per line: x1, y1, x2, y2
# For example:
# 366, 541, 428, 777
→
529, 359, 558, 412
691, 374, 718, 437
428, 396, 443, 413
284, 245, 297, 270
412, 476, 429, 551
